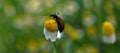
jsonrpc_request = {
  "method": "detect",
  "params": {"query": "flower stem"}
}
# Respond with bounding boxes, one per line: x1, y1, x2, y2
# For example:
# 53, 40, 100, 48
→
53, 42, 58, 53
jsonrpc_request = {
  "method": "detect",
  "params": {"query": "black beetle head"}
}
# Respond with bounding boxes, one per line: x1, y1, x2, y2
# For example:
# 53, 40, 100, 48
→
50, 12, 59, 18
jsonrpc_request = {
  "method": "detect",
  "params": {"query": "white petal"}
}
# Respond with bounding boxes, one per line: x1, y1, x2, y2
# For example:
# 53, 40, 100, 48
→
103, 34, 116, 44
49, 31, 57, 42
43, 28, 50, 40
57, 31, 62, 39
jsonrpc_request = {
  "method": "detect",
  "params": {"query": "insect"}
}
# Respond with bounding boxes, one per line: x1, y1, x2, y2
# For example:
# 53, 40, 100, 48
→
50, 13, 65, 33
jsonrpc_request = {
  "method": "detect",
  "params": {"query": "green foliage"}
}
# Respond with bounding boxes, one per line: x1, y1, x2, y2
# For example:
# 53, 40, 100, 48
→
0, 0, 120, 53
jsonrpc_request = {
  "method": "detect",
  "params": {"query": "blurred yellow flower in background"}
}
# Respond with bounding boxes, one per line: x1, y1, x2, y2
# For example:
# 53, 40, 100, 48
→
75, 45, 98, 53
82, 11, 96, 27
102, 21, 115, 36
27, 40, 38, 52
115, 0, 120, 7
65, 24, 81, 40
104, 1, 113, 14
102, 21, 116, 44
86, 25, 97, 38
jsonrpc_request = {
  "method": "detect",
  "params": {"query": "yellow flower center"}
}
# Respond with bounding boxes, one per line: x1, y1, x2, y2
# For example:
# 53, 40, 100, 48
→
102, 21, 115, 36
44, 19, 58, 32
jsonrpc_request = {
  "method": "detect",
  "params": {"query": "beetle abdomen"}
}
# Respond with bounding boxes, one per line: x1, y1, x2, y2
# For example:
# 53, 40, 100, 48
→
55, 17, 65, 33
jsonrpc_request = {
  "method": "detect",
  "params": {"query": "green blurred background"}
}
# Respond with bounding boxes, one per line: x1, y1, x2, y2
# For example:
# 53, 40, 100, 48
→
0, 0, 120, 53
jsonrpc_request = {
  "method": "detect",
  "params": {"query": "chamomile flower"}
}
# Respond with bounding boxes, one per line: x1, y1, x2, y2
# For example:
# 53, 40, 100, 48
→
102, 21, 116, 44
43, 13, 64, 42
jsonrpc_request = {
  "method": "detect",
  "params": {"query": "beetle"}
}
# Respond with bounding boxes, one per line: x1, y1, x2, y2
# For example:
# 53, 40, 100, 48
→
50, 13, 65, 33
